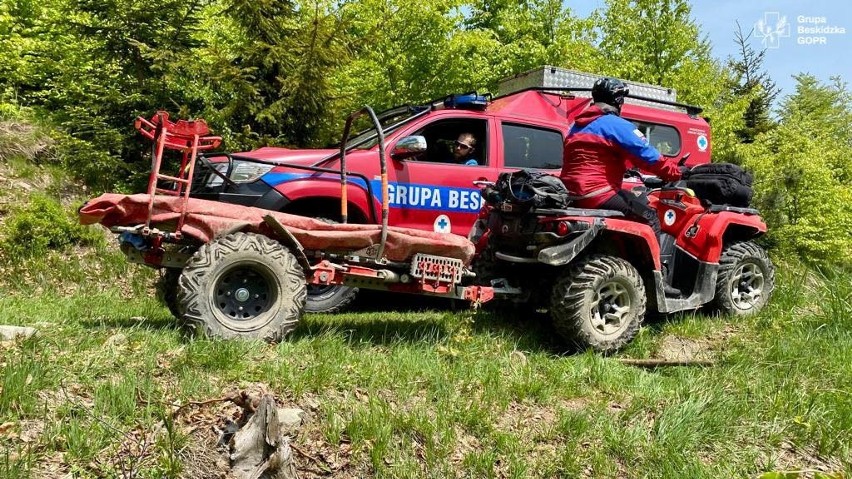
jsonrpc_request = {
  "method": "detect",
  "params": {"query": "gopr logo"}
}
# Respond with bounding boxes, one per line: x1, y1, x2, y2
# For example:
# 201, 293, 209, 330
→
371, 180, 485, 213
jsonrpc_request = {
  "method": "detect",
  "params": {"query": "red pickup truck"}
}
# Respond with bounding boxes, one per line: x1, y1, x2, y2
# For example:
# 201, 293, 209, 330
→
190, 74, 712, 312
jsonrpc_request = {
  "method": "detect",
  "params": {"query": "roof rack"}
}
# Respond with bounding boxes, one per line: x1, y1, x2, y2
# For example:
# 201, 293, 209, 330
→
497, 66, 703, 116
497, 86, 703, 116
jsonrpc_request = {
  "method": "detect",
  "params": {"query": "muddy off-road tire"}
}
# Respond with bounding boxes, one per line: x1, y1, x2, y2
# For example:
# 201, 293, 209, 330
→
305, 284, 358, 313
305, 217, 358, 313
711, 241, 775, 316
155, 268, 182, 319
177, 233, 307, 341
550, 255, 646, 353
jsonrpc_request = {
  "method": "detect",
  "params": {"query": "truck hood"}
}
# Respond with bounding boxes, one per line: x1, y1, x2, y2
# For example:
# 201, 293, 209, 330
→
234, 146, 340, 165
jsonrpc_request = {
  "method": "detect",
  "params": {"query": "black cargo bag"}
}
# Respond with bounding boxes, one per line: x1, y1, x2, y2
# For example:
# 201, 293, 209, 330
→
683, 163, 754, 207
492, 169, 570, 210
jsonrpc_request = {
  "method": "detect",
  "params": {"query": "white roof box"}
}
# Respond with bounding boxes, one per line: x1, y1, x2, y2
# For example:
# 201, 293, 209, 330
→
498, 66, 686, 112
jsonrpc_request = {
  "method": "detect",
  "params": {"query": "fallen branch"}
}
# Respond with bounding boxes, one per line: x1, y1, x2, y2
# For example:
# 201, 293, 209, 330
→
616, 358, 715, 367
170, 396, 234, 417
291, 442, 332, 473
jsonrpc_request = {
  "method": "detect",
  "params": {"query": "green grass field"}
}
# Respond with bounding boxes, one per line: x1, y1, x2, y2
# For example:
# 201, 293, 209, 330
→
0, 159, 848, 478
0, 241, 849, 478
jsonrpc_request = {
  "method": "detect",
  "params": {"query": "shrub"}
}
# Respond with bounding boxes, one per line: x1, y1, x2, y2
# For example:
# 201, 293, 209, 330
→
0, 193, 104, 261
739, 118, 852, 266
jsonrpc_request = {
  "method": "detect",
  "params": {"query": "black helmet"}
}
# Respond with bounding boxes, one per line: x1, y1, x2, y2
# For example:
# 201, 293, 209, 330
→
592, 77, 629, 109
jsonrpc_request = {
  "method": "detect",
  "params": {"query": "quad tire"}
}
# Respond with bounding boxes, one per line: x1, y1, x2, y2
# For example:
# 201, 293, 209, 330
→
177, 232, 307, 341
305, 283, 359, 313
550, 255, 646, 353
155, 268, 183, 319
711, 241, 775, 315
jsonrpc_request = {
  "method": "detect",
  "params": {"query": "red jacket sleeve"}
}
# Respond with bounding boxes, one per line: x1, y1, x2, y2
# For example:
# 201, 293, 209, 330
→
642, 155, 682, 182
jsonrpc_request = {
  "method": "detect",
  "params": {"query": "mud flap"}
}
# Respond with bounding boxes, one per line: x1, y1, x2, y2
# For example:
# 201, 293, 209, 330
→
537, 221, 603, 266
653, 261, 719, 313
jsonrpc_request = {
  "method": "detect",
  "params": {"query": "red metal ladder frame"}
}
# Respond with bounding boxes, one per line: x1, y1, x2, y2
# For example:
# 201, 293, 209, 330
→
134, 111, 222, 238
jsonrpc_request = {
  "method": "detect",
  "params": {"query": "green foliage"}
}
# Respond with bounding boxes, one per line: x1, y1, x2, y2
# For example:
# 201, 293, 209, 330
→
0, 193, 104, 261
4, 0, 852, 269
595, 0, 749, 168
739, 75, 852, 265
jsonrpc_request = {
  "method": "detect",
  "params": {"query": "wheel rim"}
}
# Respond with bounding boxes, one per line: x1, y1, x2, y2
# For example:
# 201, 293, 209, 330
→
590, 280, 632, 336
214, 265, 276, 321
730, 261, 765, 310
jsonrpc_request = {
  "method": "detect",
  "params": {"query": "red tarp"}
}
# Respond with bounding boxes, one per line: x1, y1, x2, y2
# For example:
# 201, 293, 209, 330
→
79, 194, 475, 264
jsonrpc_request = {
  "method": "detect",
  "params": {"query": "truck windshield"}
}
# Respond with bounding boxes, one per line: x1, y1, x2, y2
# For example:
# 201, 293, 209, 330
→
344, 104, 429, 149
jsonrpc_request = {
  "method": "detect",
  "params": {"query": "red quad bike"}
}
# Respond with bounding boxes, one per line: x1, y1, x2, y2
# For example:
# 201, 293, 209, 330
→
471, 158, 776, 353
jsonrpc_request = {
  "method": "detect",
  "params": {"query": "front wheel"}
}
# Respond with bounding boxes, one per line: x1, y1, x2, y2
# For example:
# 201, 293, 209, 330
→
550, 255, 646, 353
711, 241, 775, 315
177, 232, 307, 341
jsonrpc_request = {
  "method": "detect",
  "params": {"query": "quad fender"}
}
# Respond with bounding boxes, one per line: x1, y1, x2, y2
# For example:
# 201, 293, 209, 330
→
680, 211, 767, 263
538, 220, 604, 266
261, 215, 312, 272
275, 179, 378, 223
547, 217, 661, 271
596, 217, 662, 270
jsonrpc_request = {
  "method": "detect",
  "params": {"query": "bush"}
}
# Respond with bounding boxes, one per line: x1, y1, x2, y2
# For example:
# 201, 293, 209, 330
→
0, 193, 104, 261
739, 118, 852, 266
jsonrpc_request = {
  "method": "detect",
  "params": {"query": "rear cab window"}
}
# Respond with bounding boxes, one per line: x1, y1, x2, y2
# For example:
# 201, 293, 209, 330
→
630, 120, 681, 156
501, 123, 563, 170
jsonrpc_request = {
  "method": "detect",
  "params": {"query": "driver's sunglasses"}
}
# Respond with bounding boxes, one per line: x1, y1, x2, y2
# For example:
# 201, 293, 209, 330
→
454, 140, 473, 150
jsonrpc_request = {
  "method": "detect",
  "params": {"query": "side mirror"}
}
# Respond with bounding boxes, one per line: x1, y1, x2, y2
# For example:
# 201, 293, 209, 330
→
391, 135, 427, 160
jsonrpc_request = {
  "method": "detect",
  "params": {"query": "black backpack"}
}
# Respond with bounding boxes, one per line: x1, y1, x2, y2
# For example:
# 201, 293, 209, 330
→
490, 169, 570, 210
683, 163, 754, 207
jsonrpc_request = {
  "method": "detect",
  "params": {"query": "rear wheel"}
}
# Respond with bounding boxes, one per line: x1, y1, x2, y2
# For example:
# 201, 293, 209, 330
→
305, 216, 358, 313
305, 283, 359, 313
155, 268, 182, 319
550, 255, 646, 353
712, 241, 774, 315
177, 232, 307, 341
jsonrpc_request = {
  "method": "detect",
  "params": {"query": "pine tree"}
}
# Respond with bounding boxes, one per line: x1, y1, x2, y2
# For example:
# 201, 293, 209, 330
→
727, 22, 779, 143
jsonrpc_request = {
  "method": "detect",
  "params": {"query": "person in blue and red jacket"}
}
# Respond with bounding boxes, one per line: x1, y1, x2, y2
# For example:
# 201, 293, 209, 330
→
560, 77, 683, 237
561, 77, 686, 296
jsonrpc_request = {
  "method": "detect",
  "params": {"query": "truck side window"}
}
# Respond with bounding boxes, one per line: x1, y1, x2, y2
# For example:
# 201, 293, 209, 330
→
411, 119, 488, 165
630, 121, 681, 156
502, 123, 563, 170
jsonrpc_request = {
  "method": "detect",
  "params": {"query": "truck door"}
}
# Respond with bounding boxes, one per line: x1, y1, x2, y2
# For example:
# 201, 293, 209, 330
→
385, 117, 497, 236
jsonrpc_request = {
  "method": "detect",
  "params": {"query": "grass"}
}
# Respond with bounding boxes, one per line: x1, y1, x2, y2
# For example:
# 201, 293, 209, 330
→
0, 164, 848, 477
0, 255, 850, 478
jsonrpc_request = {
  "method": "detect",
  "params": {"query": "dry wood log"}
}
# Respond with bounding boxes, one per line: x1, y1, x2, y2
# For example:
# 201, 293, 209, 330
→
230, 394, 298, 479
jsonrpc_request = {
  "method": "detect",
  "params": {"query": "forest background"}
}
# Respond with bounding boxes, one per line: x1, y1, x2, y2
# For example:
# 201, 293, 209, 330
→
1, 0, 851, 266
